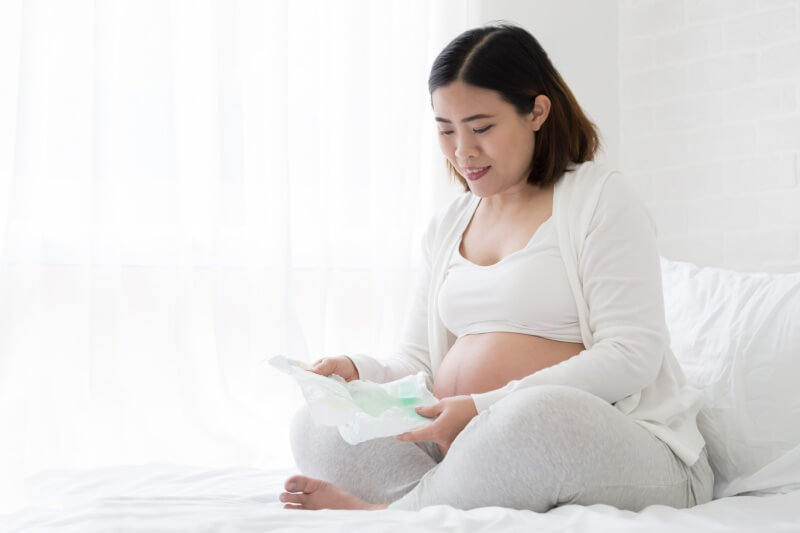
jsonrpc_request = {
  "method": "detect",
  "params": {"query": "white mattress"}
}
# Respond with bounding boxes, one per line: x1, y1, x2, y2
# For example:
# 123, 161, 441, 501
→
2, 463, 799, 533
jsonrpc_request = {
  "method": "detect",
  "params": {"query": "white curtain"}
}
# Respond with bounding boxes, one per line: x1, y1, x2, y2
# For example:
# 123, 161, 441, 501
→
0, 0, 476, 512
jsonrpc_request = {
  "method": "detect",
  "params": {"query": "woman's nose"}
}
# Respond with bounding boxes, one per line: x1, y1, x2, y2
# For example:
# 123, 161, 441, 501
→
454, 137, 479, 159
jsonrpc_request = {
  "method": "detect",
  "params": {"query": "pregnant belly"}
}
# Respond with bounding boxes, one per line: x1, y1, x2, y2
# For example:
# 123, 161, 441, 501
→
432, 332, 586, 399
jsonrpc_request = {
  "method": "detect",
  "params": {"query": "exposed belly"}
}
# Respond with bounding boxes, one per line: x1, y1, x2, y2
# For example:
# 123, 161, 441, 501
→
432, 332, 586, 399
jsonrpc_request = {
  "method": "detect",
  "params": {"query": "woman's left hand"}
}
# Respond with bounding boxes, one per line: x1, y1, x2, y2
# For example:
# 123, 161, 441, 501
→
396, 395, 478, 457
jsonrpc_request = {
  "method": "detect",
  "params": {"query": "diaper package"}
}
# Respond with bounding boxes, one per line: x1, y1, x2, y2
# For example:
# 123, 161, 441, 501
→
269, 355, 438, 445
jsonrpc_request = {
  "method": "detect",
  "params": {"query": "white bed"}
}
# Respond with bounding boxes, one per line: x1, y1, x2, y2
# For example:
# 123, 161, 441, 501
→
1, 462, 799, 533
3, 257, 800, 532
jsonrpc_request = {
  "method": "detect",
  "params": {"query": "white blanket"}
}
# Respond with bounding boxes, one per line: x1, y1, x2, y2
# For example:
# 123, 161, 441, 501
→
2, 463, 799, 532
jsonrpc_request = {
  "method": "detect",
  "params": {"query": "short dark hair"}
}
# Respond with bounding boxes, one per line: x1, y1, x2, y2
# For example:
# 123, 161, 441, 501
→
428, 22, 600, 190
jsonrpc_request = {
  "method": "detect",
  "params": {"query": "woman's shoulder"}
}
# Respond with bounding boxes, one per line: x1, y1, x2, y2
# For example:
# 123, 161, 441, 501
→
558, 160, 639, 205
421, 190, 476, 245
569, 161, 656, 234
556, 161, 651, 231
429, 190, 475, 226
561, 160, 621, 187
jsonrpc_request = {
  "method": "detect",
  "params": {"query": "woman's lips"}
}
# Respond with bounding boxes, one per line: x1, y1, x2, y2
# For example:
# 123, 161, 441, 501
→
463, 166, 490, 181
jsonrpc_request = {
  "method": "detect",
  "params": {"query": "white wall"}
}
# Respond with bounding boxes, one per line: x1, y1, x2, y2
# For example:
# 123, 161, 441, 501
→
619, 0, 800, 273
474, 0, 621, 169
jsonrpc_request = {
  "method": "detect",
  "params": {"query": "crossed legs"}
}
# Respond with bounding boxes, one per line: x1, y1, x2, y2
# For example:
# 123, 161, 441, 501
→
284, 385, 713, 511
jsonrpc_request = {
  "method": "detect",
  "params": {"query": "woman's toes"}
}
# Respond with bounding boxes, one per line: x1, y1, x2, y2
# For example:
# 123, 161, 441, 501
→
280, 474, 376, 510
286, 474, 328, 495
284, 475, 301, 492
284, 474, 317, 493
280, 491, 306, 505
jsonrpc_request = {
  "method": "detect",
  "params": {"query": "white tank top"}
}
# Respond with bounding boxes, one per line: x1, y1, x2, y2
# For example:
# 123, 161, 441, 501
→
437, 215, 583, 343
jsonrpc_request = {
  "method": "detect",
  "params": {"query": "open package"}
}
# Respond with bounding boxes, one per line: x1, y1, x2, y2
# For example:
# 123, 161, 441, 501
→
268, 355, 438, 444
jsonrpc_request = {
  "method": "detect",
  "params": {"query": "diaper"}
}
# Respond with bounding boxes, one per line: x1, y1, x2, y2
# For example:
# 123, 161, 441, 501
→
269, 355, 438, 445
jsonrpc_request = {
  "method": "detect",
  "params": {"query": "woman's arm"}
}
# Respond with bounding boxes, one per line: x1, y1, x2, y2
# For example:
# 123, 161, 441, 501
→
470, 173, 668, 412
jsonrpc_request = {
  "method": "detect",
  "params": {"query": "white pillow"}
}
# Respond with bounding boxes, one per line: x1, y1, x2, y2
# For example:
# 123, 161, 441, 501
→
660, 256, 800, 499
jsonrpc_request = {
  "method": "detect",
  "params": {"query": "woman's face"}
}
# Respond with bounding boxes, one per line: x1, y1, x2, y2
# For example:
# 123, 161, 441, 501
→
431, 81, 548, 197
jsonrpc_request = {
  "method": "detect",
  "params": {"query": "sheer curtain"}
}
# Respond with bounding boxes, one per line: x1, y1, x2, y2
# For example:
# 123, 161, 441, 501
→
0, 0, 476, 512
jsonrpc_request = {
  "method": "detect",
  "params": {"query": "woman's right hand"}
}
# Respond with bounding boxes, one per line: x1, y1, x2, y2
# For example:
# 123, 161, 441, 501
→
308, 356, 360, 382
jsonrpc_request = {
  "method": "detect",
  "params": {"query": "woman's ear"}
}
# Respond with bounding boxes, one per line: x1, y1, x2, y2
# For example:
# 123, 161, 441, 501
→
530, 95, 552, 132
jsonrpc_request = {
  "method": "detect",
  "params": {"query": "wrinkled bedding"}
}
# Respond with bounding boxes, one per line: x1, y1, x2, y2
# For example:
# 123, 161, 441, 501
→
2, 463, 799, 532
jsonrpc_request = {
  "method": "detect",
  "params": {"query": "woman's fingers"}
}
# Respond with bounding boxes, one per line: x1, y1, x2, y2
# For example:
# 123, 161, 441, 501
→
397, 416, 438, 443
309, 358, 332, 376
397, 401, 447, 442
308, 356, 357, 380
415, 403, 442, 417
396, 428, 428, 443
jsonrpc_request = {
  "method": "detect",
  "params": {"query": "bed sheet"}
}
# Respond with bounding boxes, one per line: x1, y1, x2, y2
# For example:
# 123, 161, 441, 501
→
1, 463, 799, 533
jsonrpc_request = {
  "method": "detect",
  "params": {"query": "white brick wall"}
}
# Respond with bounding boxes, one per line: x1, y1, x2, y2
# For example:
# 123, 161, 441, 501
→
619, 0, 800, 273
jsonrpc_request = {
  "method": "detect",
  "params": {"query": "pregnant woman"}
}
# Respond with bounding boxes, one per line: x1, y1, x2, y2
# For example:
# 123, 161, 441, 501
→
281, 22, 714, 512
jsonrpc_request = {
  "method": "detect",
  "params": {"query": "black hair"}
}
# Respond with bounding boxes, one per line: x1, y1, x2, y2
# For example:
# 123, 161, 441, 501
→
428, 22, 600, 189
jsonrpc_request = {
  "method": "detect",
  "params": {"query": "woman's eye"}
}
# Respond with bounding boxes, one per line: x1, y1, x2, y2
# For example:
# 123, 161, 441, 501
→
438, 126, 492, 136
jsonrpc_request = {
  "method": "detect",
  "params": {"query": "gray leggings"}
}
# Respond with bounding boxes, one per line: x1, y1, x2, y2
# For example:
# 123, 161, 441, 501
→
289, 384, 714, 511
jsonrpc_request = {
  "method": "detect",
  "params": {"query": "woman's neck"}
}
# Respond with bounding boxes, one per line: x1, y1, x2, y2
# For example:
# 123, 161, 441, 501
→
480, 183, 553, 216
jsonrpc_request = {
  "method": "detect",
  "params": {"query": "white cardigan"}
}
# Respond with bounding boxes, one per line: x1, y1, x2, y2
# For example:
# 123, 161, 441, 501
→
348, 161, 707, 466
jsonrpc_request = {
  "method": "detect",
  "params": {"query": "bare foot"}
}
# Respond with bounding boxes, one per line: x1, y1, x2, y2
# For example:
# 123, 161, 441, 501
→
280, 475, 389, 511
